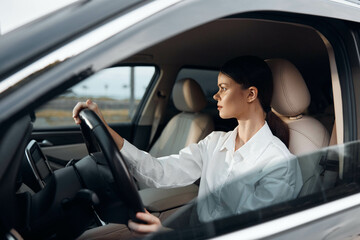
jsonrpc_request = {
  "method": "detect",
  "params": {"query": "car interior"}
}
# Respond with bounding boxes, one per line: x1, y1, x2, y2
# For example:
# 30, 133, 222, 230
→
117, 17, 338, 220
5, 12, 349, 240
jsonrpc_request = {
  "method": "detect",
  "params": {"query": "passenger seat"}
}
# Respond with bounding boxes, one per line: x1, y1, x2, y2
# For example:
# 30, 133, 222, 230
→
138, 78, 214, 215
149, 78, 214, 158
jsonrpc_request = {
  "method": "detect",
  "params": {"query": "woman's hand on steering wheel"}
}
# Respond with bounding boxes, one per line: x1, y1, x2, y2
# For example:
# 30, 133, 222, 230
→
73, 99, 106, 125
73, 99, 125, 150
128, 209, 162, 235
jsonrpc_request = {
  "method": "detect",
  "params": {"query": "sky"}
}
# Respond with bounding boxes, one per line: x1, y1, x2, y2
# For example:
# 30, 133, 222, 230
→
69, 67, 155, 100
0, 0, 77, 34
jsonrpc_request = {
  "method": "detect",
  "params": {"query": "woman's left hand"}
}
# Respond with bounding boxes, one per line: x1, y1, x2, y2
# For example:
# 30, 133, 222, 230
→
128, 209, 162, 235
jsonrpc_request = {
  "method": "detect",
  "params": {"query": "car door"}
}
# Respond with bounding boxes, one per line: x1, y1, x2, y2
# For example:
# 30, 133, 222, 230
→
2, 0, 360, 239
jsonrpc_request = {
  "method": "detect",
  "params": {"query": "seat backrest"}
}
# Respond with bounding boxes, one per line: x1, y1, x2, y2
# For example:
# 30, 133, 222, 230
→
266, 59, 331, 197
137, 78, 214, 190
149, 78, 214, 157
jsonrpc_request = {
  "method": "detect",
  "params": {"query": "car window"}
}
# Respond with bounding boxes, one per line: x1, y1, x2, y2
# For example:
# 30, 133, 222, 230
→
176, 68, 219, 102
156, 142, 358, 239
174, 67, 237, 131
34, 66, 156, 128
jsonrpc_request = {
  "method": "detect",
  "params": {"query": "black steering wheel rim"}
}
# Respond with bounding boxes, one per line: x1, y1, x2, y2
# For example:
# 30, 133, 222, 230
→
78, 109, 145, 219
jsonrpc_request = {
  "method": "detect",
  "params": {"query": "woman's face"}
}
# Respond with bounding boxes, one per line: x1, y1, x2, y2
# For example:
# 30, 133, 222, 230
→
213, 72, 251, 120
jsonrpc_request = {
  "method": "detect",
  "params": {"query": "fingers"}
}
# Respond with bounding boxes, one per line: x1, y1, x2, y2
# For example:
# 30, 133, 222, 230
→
72, 98, 108, 129
86, 99, 98, 111
128, 211, 161, 235
136, 211, 161, 226
72, 101, 88, 124
72, 99, 98, 124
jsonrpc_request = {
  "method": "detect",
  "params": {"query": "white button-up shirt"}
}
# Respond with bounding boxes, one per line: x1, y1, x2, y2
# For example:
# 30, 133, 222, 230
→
121, 122, 303, 222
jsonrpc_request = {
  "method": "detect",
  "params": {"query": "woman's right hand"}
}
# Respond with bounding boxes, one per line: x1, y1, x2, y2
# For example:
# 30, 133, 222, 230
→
73, 99, 107, 126
128, 209, 162, 236
73, 99, 125, 150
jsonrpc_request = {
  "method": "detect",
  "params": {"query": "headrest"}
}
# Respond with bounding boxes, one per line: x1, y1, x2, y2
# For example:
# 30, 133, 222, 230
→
266, 59, 311, 117
173, 78, 207, 112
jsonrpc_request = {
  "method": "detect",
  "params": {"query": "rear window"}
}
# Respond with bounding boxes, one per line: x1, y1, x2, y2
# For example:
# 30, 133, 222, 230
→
176, 68, 219, 102
174, 68, 237, 131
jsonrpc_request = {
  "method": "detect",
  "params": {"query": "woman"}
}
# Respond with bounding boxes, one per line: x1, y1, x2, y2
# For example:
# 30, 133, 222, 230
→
73, 56, 303, 235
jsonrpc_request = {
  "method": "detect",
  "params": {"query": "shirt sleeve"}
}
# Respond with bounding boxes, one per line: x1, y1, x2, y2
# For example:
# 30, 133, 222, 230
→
120, 137, 207, 189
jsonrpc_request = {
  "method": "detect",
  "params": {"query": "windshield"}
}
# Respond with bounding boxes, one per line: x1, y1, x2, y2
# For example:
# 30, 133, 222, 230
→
149, 141, 360, 239
0, 0, 78, 35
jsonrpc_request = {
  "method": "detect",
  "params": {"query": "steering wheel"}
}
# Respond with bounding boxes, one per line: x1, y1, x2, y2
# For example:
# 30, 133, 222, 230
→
78, 109, 145, 221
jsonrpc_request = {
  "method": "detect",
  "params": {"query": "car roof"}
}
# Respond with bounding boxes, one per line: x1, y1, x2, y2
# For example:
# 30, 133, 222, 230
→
126, 18, 328, 69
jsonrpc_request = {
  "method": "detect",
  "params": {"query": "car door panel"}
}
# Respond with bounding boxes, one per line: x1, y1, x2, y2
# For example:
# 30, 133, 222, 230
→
31, 122, 135, 167
42, 143, 87, 169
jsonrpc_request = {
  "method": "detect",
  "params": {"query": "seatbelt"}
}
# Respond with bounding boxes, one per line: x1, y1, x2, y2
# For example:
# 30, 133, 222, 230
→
149, 90, 167, 147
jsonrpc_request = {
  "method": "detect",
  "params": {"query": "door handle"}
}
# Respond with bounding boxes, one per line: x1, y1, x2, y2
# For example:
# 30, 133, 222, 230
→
39, 139, 54, 147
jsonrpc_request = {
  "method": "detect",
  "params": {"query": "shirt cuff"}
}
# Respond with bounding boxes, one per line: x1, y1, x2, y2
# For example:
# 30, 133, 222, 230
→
121, 138, 131, 151
120, 139, 139, 169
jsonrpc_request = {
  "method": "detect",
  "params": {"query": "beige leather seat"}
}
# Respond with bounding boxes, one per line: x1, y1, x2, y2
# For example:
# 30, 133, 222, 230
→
149, 78, 214, 158
138, 78, 214, 214
266, 59, 331, 197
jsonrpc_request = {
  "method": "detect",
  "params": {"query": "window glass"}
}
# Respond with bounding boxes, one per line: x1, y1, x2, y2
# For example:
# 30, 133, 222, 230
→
175, 68, 237, 131
34, 66, 156, 127
176, 68, 219, 102
156, 142, 357, 239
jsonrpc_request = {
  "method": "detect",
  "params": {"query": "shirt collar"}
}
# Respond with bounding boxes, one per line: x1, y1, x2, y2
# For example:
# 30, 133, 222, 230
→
220, 127, 238, 152
220, 122, 274, 161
